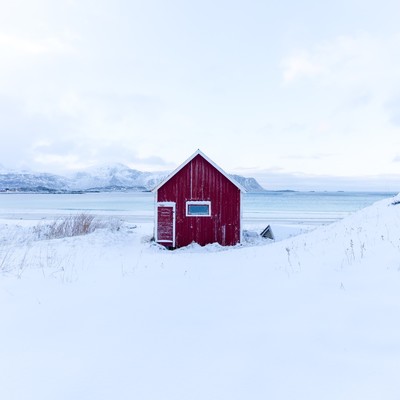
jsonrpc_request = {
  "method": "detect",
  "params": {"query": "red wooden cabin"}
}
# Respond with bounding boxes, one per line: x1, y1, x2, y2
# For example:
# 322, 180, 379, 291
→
153, 150, 246, 248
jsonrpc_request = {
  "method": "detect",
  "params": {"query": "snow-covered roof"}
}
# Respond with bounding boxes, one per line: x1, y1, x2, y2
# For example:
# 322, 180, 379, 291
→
152, 149, 247, 193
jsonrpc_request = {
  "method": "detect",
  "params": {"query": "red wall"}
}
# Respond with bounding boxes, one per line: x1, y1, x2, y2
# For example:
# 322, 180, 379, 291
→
157, 154, 241, 247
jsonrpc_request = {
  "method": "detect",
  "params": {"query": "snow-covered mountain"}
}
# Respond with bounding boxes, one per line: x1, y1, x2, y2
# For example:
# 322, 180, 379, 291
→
230, 174, 264, 192
0, 171, 69, 192
0, 163, 265, 192
68, 163, 165, 191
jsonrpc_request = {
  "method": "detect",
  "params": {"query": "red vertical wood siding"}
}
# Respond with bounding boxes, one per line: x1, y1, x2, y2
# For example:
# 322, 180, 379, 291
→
157, 154, 241, 247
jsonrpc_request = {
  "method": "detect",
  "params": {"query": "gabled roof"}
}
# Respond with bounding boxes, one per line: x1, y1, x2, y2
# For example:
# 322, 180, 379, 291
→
152, 149, 247, 193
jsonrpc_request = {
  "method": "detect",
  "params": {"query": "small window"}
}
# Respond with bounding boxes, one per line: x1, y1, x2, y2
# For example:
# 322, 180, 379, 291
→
186, 201, 211, 217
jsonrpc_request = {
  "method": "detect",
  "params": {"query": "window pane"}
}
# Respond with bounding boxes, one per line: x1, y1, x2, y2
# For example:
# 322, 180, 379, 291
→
188, 204, 210, 215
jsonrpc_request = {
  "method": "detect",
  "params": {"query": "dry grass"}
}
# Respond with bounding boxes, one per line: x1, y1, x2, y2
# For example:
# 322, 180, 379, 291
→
34, 213, 121, 240
0, 214, 123, 277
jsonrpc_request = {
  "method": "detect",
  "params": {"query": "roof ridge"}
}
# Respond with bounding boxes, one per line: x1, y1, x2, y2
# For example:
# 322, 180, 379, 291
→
152, 149, 246, 192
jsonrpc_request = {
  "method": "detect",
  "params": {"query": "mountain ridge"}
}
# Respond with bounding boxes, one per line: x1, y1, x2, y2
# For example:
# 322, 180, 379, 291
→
0, 163, 265, 193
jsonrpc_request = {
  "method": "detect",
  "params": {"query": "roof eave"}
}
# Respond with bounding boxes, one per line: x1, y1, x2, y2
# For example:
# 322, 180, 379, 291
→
151, 149, 247, 193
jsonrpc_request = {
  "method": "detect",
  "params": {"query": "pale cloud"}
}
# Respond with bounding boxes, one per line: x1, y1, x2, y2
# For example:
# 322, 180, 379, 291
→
281, 33, 400, 91
0, 1, 399, 190
28, 138, 94, 172
33, 153, 86, 170
284, 153, 333, 161
385, 96, 400, 127
29, 136, 175, 173
317, 121, 331, 133
282, 51, 323, 83
276, 31, 400, 180
250, 169, 400, 192
0, 33, 75, 56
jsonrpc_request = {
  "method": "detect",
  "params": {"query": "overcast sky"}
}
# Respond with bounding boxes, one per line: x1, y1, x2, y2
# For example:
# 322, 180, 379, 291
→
1, 0, 400, 190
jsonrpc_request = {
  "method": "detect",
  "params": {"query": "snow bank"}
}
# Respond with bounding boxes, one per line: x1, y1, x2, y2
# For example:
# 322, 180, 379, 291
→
1, 195, 400, 400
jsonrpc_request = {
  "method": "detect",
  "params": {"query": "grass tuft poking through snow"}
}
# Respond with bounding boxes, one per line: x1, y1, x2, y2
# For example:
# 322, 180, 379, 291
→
33, 213, 122, 240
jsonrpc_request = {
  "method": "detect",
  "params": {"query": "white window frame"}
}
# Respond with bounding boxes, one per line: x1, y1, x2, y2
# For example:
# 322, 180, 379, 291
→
186, 201, 211, 217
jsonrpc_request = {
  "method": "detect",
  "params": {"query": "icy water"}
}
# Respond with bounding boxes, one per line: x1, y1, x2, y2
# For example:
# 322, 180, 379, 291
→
0, 191, 396, 226
244, 191, 397, 225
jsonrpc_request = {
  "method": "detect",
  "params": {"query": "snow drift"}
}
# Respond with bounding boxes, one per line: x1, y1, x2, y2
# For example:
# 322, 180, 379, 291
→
1, 194, 400, 400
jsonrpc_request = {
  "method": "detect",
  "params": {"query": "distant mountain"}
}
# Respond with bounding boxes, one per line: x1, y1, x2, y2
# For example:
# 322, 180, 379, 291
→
229, 174, 265, 192
0, 163, 265, 193
68, 163, 165, 191
0, 171, 69, 192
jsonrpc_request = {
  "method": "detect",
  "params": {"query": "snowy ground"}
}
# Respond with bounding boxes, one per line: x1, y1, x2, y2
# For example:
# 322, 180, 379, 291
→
1, 195, 400, 400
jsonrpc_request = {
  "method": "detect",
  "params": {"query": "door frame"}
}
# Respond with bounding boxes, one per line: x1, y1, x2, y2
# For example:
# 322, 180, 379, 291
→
155, 202, 176, 248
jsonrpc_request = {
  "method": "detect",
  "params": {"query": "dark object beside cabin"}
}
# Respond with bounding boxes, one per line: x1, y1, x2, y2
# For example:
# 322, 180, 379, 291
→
260, 225, 274, 240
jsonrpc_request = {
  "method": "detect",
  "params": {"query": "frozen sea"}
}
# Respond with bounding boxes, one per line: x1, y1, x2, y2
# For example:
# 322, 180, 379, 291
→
0, 191, 396, 227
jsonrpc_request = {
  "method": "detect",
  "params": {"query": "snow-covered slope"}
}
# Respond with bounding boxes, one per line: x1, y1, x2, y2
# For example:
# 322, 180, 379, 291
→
0, 171, 69, 191
230, 174, 265, 192
0, 163, 264, 192
68, 163, 164, 191
1, 194, 400, 399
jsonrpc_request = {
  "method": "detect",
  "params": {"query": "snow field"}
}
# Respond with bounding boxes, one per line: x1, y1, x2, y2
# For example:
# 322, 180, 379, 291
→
1, 195, 400, 399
